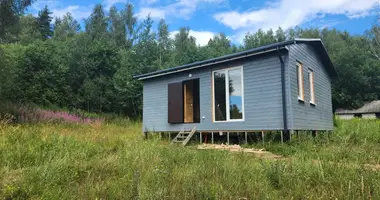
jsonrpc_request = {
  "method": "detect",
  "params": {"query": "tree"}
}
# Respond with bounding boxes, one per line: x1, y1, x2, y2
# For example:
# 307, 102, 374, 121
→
1, 2, 380, 117
157, 19, 173, 68
54, 13, 80, 40
122, 3, 137, 47
113, 49, 143, 116
134, 15, 160, 74
0, 0, 35, 43
85, 4, 108, 40
18, 14, 41, 44
366, 22, 380, 61
207, 33, 232, 57
108, 6, 126, 46
244, 29, 277, 49
275, 27, 286, 42
13, 41, 69, 105
37, 6, 53, 40
174, 27, 199, 65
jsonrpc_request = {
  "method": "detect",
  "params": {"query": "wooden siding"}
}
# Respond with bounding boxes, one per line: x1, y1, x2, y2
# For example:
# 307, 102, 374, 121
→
142, 53, 286, 132
287, 43, 334, 130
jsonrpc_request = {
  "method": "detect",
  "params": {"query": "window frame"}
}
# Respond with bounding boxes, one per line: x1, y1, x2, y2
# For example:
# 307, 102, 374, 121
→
296, 62, 304, 101
308, 69, 316, 105
212, 66, 245, 122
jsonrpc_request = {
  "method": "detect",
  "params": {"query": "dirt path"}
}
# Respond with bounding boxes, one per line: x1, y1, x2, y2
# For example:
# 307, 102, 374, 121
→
197, 144, 380, 171
197, 144, 284, 160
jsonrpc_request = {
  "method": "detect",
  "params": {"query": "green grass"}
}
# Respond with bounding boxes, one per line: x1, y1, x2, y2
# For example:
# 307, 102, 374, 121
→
0, 119, 380, 199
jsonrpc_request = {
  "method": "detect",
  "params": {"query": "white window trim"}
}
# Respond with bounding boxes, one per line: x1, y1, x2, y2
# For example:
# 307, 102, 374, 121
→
296, 62, 304, 101
212, 66, 245, 122
308, 69, 316, 105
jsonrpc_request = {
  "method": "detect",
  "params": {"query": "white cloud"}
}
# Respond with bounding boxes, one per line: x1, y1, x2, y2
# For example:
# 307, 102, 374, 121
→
31, 0, 131, 21
103, 0, 128, 10
30, 0, 92, 21
137, 0, 224, 19
137, 7, 166, 19
51, 6, 92, 20
213, 0, 380, 42
140, 0, 159, 5
170, 30, 216, 46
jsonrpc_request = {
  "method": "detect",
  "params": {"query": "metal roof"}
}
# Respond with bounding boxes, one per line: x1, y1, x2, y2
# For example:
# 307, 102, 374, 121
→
336, 100, 380, 114
134, 38, 337, 80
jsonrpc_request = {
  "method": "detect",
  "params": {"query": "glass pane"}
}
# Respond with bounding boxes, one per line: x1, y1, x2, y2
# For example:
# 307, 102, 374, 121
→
228, 68, 243, 120
296, 65, 300, 97
309, 71, 315, 103
214, 71, 226, 121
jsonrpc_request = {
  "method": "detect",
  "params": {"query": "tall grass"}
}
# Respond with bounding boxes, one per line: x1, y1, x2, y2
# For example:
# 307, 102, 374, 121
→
0, 119, 380, 199
0, 102, 104, 124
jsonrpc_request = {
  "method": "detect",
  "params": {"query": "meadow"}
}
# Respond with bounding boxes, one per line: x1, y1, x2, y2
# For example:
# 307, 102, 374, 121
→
1, 117, 380, 199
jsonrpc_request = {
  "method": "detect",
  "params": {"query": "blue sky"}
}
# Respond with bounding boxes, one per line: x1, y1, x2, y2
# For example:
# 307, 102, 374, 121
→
29, 0, 380, 45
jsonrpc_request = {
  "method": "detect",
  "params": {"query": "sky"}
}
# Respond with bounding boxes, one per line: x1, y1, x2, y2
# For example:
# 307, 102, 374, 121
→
29, 0, 380, 45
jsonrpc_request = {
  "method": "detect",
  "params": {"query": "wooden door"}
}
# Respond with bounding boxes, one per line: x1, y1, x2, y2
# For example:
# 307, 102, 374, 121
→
184, 82, 194, 123
168, 82, 183, 124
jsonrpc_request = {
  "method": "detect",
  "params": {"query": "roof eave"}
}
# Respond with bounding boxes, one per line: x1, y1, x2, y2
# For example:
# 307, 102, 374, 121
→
294, 38, 338, 78
134, 38, 338, 80
133, 40, 297, 80
135, 46, 289, 81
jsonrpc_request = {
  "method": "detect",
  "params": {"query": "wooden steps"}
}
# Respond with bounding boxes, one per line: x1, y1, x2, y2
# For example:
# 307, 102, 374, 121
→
172, 126, 196, 146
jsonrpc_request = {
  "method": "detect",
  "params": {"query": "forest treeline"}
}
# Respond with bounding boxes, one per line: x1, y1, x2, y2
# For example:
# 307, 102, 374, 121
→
0, 1, 379, 117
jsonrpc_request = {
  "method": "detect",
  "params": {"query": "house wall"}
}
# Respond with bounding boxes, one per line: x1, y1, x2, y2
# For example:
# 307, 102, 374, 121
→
336, 114, 354, 120
287, 43, 334, 130
142, 52, 288, 132
362, 113, 376, 119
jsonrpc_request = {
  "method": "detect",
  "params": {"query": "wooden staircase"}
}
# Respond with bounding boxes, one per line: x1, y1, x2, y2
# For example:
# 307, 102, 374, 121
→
172, 126, 197, 146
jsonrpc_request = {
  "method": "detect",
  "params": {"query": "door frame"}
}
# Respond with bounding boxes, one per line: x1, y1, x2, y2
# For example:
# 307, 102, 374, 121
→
182, 78, 200, 124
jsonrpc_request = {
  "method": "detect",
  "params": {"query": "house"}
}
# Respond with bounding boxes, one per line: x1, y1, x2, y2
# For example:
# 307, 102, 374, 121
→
335, 100, 380, 119
134, 38, 337, 143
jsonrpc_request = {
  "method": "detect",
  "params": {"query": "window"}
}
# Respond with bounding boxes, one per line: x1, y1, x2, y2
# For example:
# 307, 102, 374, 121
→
213, 67, 244, 122
296, 62, 304, 101
308, 69, 315, 104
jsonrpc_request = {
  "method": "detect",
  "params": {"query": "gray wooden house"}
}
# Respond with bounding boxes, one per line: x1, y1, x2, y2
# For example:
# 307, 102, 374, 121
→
134, 38, 337, 144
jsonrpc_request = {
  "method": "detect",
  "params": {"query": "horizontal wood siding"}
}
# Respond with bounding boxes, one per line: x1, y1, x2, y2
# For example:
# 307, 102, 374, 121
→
287, 43, 333, 130
142, 53, 285, 132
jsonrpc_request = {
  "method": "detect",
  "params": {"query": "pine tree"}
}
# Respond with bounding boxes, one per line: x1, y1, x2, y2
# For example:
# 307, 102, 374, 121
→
37, 6, 53, 40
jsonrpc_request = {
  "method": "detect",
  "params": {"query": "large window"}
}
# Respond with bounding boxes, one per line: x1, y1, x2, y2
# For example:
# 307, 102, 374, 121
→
213, 67, 244, 122
296, 62, 304, 101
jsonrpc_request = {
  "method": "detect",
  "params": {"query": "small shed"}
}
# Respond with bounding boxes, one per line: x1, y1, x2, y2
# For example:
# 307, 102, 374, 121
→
335, 100, 380, 119
134, 38, 337, 139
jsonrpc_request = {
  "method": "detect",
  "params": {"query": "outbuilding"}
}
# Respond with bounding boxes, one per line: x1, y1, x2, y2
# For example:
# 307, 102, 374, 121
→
134, 39, 337, 144
335, 100, 380, 120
